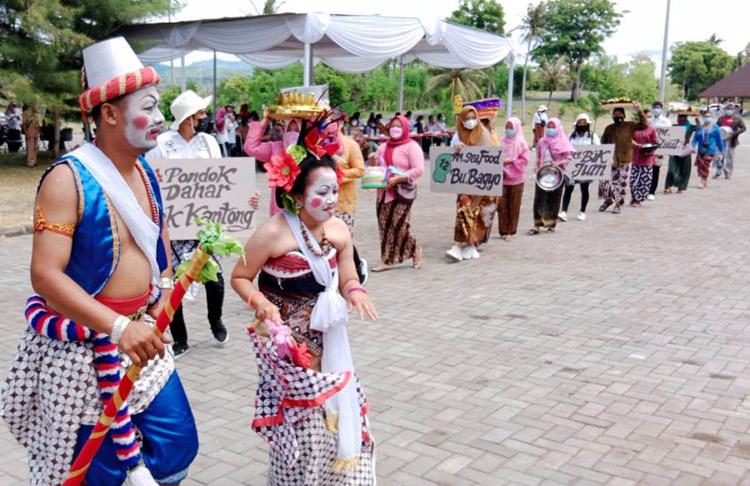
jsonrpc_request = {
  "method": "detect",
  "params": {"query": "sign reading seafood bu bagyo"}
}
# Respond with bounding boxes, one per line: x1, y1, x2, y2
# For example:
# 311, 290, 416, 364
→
429, 146, 504, 196
564, 144, 615, 182
151, 157, 256, 240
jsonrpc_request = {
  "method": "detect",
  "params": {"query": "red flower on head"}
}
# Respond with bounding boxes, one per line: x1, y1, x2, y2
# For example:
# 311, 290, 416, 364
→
304, 127, 340, 158
264, 151, 300, 192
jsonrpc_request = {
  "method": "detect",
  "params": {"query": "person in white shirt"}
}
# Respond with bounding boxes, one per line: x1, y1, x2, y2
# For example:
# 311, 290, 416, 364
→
225, 111, 238, 156
531, 105, 548, 147
146, 90, 258, 357
648, 101, 672, 200
559, 113, 600, 222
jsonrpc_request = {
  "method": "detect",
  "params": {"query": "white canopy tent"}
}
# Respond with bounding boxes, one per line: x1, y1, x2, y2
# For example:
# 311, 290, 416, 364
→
119, 12, 519, 116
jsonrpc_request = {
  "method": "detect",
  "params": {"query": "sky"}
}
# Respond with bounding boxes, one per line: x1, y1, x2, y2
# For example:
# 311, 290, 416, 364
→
158, 0, 750, 68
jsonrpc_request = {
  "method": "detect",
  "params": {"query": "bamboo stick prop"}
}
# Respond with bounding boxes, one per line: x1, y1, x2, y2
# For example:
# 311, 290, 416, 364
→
64, 219, 244, 485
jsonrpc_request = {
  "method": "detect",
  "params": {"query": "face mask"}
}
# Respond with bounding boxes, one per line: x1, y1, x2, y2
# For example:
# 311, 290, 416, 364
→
195, 117, 209, 133
726, 110, 734, 116
575, 124, 589, 134
504, 128, 516, 138
389, 126, 403, 139
462, 119, 478, 130
545, 128, 558, 137
282, 131, 299, 147
647, 117, 654, 126
703, 116, 713, 125
303, 171, 339, 222
614, 116, 625, 125
652, 108, 662, 117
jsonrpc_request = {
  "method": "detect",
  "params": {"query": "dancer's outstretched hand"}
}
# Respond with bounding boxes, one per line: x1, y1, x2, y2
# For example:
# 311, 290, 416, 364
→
119, 320, 171, 367
348, 292, 379, 321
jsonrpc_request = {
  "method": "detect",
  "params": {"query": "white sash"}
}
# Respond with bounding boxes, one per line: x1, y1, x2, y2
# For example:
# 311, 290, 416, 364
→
69, 143, 161, 283
282, 212, 361, 464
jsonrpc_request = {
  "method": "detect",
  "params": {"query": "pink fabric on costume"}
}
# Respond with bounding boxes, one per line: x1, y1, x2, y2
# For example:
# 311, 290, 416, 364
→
631, 126, 657, 166
501, 118, 530, 186
536, 117, 574, 170
215, 107, 226, 134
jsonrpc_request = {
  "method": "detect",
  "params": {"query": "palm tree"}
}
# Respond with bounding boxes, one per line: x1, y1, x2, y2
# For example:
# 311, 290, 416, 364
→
426, 68, 489, 102
539, 56, 568, 105
707, 34, 723, 46
519, 3, 547, 123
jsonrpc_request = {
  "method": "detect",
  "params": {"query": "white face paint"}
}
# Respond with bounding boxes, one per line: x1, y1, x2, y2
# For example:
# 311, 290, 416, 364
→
122, 86, 165, 150
303, 169, 339, 222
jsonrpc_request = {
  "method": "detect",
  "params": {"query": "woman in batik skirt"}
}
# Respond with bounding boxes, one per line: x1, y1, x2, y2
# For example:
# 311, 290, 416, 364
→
232, 119, 378, 485
528, 118, 574, 234
445, 106, 497, 262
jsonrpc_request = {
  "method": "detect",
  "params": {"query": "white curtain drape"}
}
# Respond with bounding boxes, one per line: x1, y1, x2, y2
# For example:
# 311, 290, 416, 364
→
134, 13, 515, 73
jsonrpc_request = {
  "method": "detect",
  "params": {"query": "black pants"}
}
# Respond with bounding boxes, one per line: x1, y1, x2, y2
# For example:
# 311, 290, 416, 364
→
170, 272, 224, 346
561, 181, 591, 213
649, 165, 660, 195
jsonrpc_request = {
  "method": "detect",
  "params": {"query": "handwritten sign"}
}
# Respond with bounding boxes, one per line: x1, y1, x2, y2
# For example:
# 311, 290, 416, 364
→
429, 146, 504, 195
655, 126, 685, 156
564, 144, 614, 182
151, 157, 256, 240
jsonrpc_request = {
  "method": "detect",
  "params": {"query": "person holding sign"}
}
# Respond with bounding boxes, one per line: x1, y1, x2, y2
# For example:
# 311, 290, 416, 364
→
598, 104, 648, 214
371, 115, 424, 271
496, 117, 530, 241
665, 113, 697, 193
528, 118, 574, 234
648, 101, 672, 200
147, 90, 261, 357
231, 120, 377, 482
692, 111, 724, 189
560, 113, 600, 222
629, 109, 659, 207
446, 106, 497, 261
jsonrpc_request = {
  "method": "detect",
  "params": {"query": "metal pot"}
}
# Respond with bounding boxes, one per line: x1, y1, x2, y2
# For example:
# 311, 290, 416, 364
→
535, 164, 564, 192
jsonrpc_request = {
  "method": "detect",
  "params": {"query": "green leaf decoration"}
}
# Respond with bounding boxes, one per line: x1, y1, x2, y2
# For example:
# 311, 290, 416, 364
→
281, 193, 299, 215
175, 218, 245, 283
286, 144, 307, 164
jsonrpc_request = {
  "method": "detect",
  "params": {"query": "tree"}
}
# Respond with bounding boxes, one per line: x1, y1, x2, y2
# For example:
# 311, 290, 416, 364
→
706, 34, 723, 46
668, 41, 733, 100
622, 55, 658, 104
0, 0, 176, 155
425, 68, 489, 102
538, 56, 568, 105
448, 0, 505, 35
519, 2, 547, 123
533, 0, 621, 102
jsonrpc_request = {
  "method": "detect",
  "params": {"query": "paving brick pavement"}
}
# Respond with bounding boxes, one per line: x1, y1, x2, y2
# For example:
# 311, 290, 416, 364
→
1, 144, 750, 485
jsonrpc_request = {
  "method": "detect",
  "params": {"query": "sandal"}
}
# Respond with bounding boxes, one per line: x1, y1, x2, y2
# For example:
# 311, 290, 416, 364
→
546, 227, 555, 233
412, 247, 423, 269
371, 264, 393, 273
527, 228, 540, 235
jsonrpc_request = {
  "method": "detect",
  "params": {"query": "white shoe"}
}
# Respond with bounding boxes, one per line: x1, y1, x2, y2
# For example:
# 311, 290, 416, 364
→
576, 212, 586, 221
558, 211, 568, 222
646, 194, 655, 201
446, 245, 463, 261
469, 247, 480, 259
125, 464, 159, 486
461, 245, 475, 260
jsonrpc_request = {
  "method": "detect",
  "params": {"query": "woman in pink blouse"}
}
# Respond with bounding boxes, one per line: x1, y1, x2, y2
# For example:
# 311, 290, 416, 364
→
370, 115, 424, 272
497, 117, 530, 241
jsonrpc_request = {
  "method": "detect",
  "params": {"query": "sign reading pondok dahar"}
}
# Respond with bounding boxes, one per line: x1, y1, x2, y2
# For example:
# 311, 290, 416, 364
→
151, 158, 256, 240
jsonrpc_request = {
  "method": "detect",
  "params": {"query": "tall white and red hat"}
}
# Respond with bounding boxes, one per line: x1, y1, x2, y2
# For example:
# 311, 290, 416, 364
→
79, 36, 160, 120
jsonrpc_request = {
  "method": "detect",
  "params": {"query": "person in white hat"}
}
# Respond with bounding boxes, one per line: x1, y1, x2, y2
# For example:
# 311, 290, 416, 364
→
0, 37, 198, 486
559, 113, 600, 222
532, 104, 548, 147
146, 90, 259, 356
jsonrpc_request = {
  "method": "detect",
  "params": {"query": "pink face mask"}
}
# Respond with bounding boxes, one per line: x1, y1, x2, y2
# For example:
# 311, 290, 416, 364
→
389, 127, 403, 139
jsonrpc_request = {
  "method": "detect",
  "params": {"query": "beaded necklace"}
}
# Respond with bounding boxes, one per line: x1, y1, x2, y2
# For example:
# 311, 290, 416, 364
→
300, 220, 331, 257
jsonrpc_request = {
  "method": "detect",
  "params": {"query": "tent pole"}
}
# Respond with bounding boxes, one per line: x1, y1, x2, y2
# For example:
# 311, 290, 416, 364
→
303, 43, 313, 87
506, 53, 515, 119
658, 0, 671, 103
180, 55, 186, 92
398, 56, 405, 112
212, 50, 217, 119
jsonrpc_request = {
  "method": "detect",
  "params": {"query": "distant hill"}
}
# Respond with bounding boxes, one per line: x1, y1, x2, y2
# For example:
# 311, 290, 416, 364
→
151, 59, 254, 88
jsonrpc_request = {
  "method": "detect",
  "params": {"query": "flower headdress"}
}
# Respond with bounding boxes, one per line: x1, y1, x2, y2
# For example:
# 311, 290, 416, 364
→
264, 99, 346, 214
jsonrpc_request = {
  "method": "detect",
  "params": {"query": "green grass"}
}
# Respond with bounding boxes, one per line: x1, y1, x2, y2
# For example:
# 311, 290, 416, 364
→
0, 152, 54, 228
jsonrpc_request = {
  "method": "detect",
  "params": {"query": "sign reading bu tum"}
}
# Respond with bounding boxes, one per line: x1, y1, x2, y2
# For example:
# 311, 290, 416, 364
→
564, 144, 614, 182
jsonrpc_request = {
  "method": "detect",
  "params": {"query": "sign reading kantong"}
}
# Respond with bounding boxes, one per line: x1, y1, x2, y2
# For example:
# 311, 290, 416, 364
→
151, 157, 256, 240
565, 144, 615, 182
429, 146, 504, 196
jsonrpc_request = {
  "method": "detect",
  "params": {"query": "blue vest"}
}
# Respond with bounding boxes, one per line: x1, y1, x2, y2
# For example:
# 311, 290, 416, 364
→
38, 154, 168, 296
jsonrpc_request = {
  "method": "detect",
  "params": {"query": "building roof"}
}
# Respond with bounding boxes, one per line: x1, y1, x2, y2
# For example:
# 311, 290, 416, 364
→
700, 64, 750, 98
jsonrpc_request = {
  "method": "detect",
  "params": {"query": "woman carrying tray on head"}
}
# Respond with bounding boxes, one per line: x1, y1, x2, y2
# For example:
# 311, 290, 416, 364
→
528, 118, 574, 234
232, 118, 378, 484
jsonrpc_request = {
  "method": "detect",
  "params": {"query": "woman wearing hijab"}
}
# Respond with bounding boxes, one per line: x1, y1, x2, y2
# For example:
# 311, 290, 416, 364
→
529, 118, 574, 234
371, 115, 424, 272
497, 117, 530, 241
446, 106, 497, 261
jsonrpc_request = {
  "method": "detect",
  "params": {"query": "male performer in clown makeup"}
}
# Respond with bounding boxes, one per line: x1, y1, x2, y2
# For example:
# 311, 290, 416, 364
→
0, 37, 198, 485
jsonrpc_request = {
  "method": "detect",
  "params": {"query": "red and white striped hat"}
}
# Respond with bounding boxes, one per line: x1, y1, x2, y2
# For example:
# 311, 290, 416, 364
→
79, 37, 160, 118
